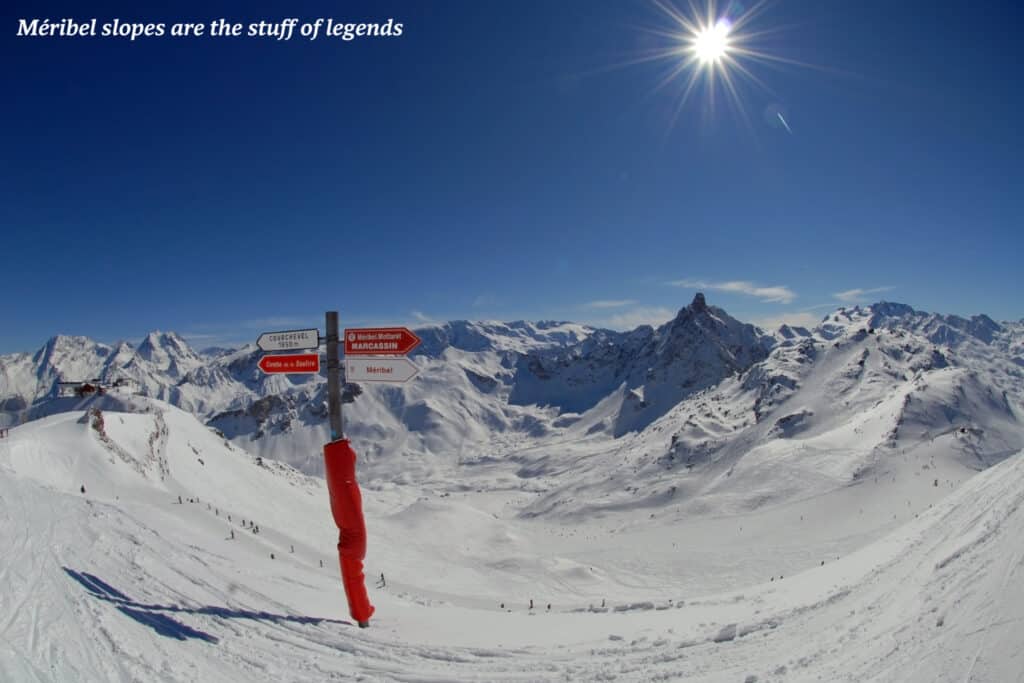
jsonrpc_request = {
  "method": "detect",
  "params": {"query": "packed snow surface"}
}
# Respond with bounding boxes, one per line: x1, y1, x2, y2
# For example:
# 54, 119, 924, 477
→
1, 398, 1023, 682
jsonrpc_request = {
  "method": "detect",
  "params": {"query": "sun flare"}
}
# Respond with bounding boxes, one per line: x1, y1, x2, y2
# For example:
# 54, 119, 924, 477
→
693, 19, 731, 65
629, 0, 809, 132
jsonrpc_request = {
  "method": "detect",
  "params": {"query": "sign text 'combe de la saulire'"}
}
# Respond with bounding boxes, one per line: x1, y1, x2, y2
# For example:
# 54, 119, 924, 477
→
257, 353, 320, 374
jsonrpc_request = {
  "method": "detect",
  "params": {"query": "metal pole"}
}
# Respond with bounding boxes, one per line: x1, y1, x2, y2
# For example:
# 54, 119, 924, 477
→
326, 311, 344, 441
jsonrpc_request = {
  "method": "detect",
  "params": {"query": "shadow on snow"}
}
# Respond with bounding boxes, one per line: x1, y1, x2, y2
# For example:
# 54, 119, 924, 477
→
63, 567, 352, 643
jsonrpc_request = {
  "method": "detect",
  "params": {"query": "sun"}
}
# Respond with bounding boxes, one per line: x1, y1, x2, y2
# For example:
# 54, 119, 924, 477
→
627, 0, 807, 132
693, 19, 731, 66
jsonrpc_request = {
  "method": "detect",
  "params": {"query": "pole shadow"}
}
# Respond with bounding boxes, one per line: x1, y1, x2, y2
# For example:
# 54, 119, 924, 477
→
63, 567, 351, 644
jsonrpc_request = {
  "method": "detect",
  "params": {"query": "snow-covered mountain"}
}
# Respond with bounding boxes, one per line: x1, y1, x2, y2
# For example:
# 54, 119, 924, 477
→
516, 301, 1023, 521
2, 297, 1023, 680
2, 297, 1021, 504
509, 293, 773, 436
0, 332, 205, 410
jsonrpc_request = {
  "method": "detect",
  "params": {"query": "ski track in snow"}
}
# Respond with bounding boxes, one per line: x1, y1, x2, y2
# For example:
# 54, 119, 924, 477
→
1, 405, 1023, 682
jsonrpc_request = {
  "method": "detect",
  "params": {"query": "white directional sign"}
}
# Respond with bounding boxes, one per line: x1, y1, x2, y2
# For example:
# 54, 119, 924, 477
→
345, 357, 419, 383
257, 328, 320, 352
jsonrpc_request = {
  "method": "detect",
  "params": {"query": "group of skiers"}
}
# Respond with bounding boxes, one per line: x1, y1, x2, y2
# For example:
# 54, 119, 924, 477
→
498, 599, 553, 612
164, 492, 399, 592
173, 494, 264, 537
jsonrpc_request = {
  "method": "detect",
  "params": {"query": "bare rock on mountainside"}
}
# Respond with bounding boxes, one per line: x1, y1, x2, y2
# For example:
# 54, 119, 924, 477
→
509, 293, 772, 435
1, 297, 1021, 496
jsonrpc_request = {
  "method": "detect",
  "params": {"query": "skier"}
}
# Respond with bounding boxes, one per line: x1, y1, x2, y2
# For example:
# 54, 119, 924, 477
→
178, 495, 182, 504
230, 529, 235, 540
80, 485, 86, 494
380, 572, 386, 588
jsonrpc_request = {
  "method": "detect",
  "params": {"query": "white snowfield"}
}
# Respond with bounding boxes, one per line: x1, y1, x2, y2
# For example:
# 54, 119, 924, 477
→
2, 399, 1023, 682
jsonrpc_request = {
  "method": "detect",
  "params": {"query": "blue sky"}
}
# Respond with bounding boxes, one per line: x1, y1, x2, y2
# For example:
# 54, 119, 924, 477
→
4, 0, 1022, 353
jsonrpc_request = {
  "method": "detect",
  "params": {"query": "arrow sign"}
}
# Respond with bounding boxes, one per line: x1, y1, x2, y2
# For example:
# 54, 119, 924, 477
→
344, 327, 421, 356
345, 357, 419, 383
258, 353, 320, 374
257, 328, 320, 352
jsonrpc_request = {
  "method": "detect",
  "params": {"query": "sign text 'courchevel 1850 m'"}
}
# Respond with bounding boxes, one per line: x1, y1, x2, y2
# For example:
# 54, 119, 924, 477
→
257, 328, 320, 352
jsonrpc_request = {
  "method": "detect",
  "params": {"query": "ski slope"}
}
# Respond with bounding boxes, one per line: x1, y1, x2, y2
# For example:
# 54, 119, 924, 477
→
2, 400, 1023, 682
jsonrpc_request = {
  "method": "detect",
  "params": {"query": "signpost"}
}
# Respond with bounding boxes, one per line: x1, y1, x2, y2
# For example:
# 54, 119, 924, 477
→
325, 312, 343, 440
257, 328, 320, 352
257, 353, 320, 374
344, 357, 419, 383
344, 327, 421, 356
254, 314, 424, 630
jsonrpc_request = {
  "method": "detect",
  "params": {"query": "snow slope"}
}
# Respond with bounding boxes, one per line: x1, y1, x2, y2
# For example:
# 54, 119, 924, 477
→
3, 299, 1021, 544
2, 401, 1023, 681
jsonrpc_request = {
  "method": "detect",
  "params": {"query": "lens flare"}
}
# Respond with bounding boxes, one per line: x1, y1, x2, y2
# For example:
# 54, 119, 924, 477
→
625, 0, 815, 133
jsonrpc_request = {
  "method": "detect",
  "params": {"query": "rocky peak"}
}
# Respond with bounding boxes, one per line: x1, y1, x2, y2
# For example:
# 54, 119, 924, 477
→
31, 335, 111, 370
138, 331, 198, 359
871, 301, 918, 318
864, 302, 1004, 346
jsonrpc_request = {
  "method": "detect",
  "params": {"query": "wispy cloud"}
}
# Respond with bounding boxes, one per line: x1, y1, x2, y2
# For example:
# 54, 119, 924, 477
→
176, 332, 224, 341
833, 287, 894, 303
669, 279, 796, 304
750, 312, 823, 331
178, 331, 251, 350
472, 294, 497, 309
173, 315, 321, 351
238, 316, 318, 330
583, 299, 638, 309
411, 311, 435, 323
588, 306, 676, 331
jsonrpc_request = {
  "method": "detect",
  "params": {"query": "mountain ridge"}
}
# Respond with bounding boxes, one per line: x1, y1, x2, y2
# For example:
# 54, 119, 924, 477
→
2, 297, 1021, 510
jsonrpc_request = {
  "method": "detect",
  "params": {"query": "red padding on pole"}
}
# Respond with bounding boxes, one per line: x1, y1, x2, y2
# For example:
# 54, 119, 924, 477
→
323, 439, 375, 624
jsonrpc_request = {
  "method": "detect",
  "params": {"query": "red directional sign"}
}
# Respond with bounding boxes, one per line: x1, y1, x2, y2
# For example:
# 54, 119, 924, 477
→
258, 353, 320, 374
344, 327, 421, 356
